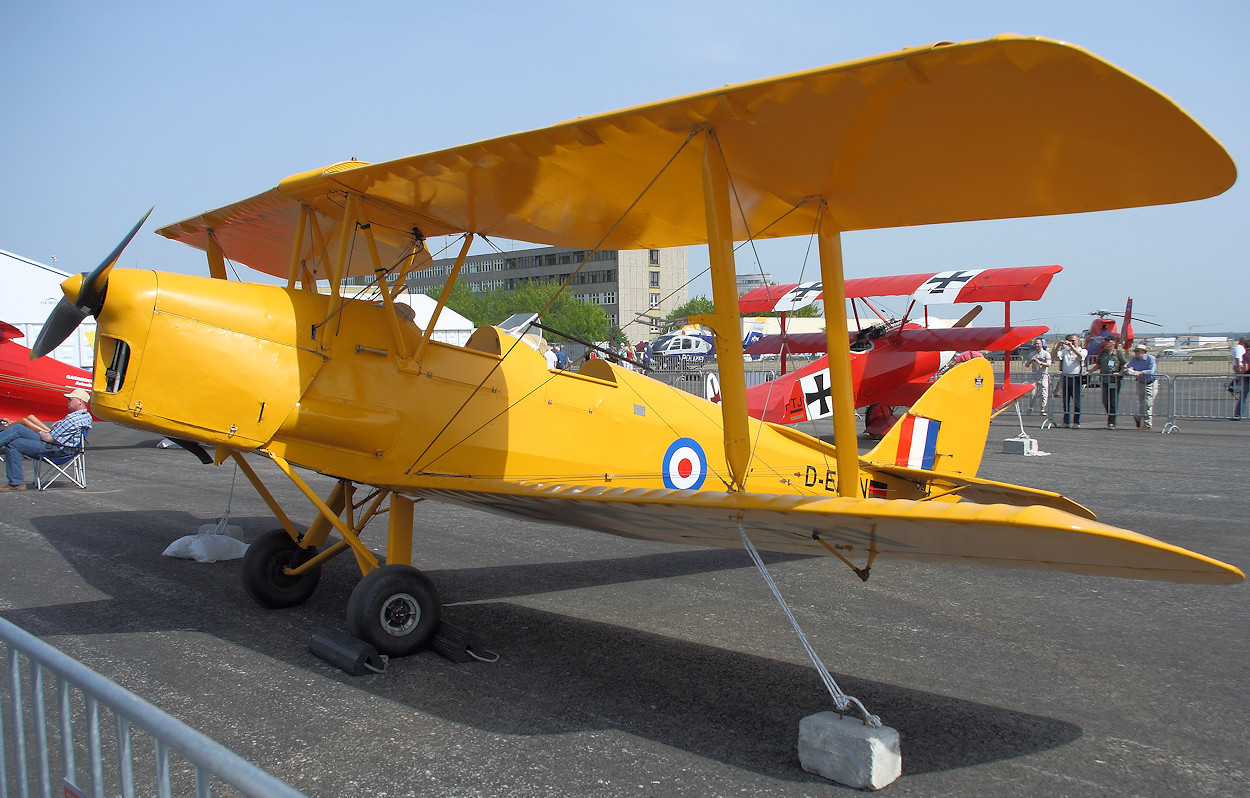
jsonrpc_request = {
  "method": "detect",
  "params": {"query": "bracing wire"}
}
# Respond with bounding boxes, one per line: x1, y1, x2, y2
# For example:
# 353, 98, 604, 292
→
738, 520, 881, 727
408, 129, 702, 475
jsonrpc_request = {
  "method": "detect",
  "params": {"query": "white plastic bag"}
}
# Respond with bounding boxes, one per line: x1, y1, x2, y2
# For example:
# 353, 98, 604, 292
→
163, 533, 249, 563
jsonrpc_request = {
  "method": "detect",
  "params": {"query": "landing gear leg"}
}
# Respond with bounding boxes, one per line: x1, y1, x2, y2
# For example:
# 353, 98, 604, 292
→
227, 450, 441, 656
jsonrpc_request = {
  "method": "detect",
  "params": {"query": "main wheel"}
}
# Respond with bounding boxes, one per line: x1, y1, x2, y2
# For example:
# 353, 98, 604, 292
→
346, 565, 441, 657
241, 530, 321, 608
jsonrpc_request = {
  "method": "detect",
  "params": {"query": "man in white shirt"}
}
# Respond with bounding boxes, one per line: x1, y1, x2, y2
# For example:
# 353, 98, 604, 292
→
1025, 338, 1052, 414
1053, 334, 1087, 427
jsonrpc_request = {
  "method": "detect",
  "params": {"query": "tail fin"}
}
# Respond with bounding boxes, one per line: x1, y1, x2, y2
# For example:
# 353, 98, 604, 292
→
864, 358, 994, 477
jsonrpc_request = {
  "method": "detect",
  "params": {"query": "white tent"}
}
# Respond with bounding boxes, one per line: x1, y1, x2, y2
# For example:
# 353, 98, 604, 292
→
395, 292, 475, 346
0, 249, 95, 368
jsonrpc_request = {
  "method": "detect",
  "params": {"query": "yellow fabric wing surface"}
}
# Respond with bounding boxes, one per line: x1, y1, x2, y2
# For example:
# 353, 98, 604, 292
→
158, 35, 1234, 277
394, 477, 1243, 585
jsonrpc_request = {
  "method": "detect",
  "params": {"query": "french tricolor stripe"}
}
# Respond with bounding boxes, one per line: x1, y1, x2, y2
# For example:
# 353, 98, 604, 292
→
895, 415, 941, 470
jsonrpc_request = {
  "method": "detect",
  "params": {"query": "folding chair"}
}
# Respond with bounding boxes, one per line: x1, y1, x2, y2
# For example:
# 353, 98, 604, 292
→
34, 433, 88, 490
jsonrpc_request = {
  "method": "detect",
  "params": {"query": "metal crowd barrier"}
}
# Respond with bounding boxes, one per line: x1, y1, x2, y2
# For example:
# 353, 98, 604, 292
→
1020, 372, 1248, 433
646, 369, 777, 396
642, 366, 1250, 434
1, 617, 304, 798
1159, 373, 1248, 432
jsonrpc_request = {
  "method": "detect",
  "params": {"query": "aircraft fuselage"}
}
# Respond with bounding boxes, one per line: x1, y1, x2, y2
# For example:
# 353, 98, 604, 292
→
88, 270, 910, 499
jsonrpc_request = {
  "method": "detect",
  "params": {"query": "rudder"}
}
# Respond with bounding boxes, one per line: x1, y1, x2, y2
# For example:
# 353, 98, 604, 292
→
863, 358, 994, 477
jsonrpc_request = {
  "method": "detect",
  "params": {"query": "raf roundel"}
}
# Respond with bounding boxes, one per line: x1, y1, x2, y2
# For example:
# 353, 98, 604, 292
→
662, 438, 707, 490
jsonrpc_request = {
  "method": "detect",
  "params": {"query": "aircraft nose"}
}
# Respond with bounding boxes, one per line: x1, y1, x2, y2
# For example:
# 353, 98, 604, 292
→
30, 207, 153, 360
61, 273, 85, 301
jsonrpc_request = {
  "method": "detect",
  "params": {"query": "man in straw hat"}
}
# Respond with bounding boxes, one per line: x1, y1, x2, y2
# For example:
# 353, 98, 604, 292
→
1123, 344, 1159, 430
0, 388, 93, 491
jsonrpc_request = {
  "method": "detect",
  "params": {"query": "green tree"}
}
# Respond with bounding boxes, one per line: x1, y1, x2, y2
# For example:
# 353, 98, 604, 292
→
428, 280, 610, 343
509, 281, 611, 342
757, 303, 822, 318
432, 280, 488, 326
666, 295, 716, 320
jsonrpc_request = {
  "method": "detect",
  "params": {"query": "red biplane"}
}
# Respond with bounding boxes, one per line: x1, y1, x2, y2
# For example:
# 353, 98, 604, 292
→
0, 321, 93, 422
738, 265, 1059, 434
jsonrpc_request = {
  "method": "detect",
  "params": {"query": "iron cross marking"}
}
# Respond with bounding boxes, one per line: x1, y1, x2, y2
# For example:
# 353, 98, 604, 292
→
804, 372, 832, 416
923, 270, 976, 293
785, 282, 824, 305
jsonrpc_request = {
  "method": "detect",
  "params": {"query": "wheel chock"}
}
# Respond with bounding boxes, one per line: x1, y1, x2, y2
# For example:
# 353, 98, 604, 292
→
431, 621, 497, 663
309, 626, 386, 676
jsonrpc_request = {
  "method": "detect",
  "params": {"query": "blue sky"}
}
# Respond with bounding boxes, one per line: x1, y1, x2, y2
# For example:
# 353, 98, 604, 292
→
3, 1, 1246, 336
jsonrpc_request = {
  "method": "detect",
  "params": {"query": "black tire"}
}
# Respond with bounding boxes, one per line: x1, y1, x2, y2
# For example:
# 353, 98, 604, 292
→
346, 565, 441, 657
241, 530, 321, 609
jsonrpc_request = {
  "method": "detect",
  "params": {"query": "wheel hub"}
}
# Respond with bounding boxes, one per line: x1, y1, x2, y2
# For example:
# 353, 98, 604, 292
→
379, 592, 420, 636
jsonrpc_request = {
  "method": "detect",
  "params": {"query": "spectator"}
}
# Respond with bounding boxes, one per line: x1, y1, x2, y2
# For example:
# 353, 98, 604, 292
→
1024, 337, 1052, 414
1053, 334, 1087, 428
1094, 338, 1128, 429
1123, 344, 1158, 430
0, 389, 92, 491
1233, 337, 1250, 421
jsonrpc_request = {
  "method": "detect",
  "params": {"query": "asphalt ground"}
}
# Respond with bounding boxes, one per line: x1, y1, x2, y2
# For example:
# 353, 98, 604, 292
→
1, 416, 1247, 796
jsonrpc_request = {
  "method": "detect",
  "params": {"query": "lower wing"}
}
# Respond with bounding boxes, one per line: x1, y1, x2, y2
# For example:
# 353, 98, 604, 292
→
391, 476, 1242, 585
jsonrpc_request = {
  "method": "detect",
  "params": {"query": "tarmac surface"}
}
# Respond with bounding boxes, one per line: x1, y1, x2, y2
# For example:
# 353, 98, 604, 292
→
1, 415, 1247, 796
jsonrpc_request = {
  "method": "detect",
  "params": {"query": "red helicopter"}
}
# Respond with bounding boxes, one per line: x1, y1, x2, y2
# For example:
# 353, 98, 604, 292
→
0, 321, 93, 423
1081, 298, 1159, 364
735, 265, 1059, 435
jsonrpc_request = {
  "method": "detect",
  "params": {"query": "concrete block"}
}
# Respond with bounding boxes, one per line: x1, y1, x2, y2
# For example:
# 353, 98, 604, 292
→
798, 711, 901, 790
1003, 436, 1038, 455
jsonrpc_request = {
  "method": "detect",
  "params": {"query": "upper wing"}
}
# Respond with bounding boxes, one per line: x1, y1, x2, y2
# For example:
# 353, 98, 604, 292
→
844, 265, 1062, 304
394, 475, 1243, 585
738, 266, 1062, 314
157, 36, 1233, 277
739, 282, 824, 313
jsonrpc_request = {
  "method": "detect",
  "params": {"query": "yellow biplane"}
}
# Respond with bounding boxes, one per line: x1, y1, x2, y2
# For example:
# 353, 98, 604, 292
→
33, 35, 1242, 660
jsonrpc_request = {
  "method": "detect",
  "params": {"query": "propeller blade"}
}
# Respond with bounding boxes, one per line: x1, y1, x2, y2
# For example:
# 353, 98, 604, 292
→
78, 207, 154, 312
30, 296, 90, 359
29, 208, 153, 361
953, 304, 983, 328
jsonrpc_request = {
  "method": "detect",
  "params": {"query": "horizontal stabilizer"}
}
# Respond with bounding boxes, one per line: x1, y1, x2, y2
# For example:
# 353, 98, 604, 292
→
865, 464, 1096, 519
876, 379, 1035, 413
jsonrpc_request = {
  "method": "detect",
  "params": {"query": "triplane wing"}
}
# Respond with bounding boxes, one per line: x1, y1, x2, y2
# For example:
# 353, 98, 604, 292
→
33, 36, 1241, 678
738, 264, 1059, 430
738, 264, 1062, 313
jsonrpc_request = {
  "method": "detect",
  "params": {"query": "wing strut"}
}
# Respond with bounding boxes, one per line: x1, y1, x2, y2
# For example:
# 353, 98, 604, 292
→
412, 234, 474, 362
817, 206, 860, 496
692, 130, 750, 491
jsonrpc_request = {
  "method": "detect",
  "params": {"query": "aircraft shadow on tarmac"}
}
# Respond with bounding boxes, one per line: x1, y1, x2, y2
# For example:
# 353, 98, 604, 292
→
8, 510, 1081, 782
